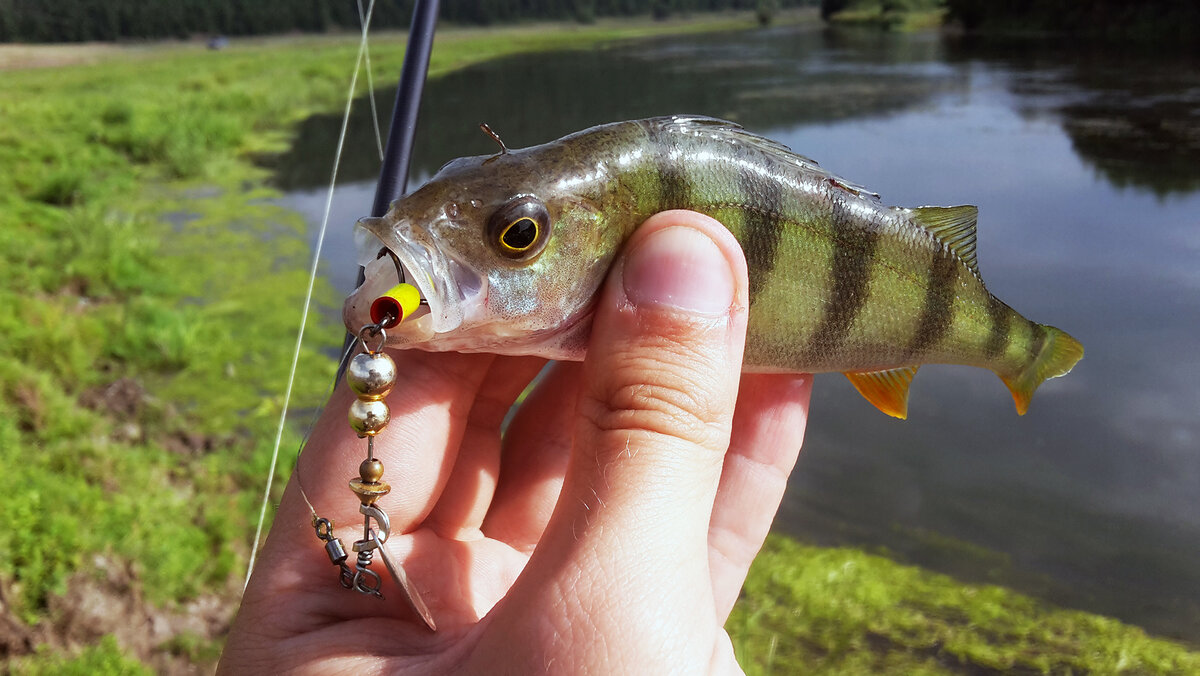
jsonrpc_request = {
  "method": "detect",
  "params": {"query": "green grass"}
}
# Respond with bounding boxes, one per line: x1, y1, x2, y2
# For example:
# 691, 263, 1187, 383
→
730, 536, 1200, 674
10, 636, 153, 676
827, 0, 947, 31
2, 12, 1198, 673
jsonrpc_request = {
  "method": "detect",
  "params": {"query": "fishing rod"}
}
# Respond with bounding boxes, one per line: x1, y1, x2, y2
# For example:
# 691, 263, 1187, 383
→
337, 0, 441, 381
371, 0, 440, 221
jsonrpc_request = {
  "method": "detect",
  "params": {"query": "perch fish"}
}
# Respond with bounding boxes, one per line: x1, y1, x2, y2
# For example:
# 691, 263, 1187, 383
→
344, 116, 1083, 418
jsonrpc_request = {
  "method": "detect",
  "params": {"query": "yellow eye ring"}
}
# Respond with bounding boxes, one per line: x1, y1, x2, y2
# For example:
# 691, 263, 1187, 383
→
488, 196, 550, 261
499, 217, 539, 253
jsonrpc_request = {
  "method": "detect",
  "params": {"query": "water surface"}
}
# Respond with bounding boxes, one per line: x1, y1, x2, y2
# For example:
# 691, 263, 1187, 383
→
272, 26, 1200, 643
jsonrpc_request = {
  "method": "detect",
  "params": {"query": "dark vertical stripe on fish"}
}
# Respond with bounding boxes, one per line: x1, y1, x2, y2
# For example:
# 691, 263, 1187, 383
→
907, 247, 959, 356
656, 148, 690, 211
984, 294, 1010, 359
807, 193, 879, 356
1028, 323, 1047, 365
739, 173, 784, 307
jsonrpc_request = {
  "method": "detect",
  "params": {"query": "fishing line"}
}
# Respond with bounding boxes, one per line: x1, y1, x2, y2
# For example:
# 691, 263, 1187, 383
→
295, 338, 359, 519
244, 0, 378, 590
357, 0, 385, 162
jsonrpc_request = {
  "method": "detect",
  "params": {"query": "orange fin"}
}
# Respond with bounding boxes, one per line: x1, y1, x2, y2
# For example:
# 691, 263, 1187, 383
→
999, 325, 1084, 415
844, 366, 919, 419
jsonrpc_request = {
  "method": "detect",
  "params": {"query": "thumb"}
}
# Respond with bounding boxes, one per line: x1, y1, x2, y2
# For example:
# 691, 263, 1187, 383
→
485, 210, 749, 669
570, 210, 748, 544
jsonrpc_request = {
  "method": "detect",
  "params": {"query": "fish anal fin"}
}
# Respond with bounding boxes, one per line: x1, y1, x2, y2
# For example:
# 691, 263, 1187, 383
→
844, 366, 920, 419
906, 205, 980, 275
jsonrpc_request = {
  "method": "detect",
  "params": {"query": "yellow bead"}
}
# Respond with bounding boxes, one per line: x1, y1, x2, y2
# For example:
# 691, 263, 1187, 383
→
346, 351, 397, 400
348, 399, 389, 437
370, 283, 422, 328
359, 458, 385, 483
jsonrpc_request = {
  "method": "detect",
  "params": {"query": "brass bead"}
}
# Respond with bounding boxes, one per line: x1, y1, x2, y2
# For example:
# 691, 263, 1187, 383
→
346, 352, 397, 401
359, 458, 385, 483
349, 477, 391, 505
348, 399, 390, 437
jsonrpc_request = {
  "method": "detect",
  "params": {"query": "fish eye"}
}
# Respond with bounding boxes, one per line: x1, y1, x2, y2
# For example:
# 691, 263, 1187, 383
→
488, 196, 550, 261
500, 217, 538, 251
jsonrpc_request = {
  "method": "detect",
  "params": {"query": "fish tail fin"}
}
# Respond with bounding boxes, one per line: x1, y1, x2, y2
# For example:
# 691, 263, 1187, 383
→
999, 325, 1084, 415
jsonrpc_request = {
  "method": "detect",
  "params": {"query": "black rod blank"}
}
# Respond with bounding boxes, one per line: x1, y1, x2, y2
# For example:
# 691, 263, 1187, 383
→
371, 0, 440, 218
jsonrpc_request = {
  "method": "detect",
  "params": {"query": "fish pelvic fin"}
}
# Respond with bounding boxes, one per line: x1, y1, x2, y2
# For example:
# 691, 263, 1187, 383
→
1000, 325, 1084, 415
844, 366, 920, 419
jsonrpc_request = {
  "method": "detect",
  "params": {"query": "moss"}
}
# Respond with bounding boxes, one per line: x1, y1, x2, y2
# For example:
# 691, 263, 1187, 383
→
729, 535, 1200, 674
10, 636, 153, 676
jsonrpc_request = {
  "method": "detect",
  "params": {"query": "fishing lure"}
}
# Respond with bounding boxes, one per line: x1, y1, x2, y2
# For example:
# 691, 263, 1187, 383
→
345, 116, 1083, 418
305, 277, 437, 631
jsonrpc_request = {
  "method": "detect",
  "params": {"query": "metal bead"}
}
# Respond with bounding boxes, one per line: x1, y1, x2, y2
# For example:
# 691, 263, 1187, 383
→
349, 399, 390, 436
349, 477, 391, 505
346, 352, 397, 401
359, 458, 385, 483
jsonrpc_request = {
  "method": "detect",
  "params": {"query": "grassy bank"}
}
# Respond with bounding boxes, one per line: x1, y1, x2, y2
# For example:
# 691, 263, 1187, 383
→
2, 12, 1198, 673
825, 0, 946, 31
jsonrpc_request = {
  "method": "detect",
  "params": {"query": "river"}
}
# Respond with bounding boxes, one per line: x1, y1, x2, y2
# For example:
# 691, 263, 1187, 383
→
271, 24, 1200, 643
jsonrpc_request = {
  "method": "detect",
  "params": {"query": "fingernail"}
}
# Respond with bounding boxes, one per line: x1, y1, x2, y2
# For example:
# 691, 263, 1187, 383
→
623, 226, 734, 314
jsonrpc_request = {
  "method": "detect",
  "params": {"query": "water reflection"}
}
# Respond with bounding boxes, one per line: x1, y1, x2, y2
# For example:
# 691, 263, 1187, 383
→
270, 27, 964, 190
270, 25, 1200, 643
945, 37, 1200, 196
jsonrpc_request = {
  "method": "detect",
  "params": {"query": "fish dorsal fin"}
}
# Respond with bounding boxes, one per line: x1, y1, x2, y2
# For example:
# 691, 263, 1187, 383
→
844, 366, 920, 419
908, 206, 980, 275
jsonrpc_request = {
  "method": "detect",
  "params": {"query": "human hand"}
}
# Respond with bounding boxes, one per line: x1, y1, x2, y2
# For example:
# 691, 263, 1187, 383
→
220, 210, 812, 674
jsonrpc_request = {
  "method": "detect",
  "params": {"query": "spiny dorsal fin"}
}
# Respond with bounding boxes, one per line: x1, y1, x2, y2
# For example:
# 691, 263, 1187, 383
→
844, 366, 920, 419
909, 205, 980, 275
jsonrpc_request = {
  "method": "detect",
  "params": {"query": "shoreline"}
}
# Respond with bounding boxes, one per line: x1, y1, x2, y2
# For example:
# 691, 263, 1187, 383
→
0, 9, 819, 71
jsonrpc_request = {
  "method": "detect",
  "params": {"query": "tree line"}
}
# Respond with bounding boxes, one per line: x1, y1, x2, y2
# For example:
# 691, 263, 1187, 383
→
0, 0, 811, 43
944, 0, 1198, 42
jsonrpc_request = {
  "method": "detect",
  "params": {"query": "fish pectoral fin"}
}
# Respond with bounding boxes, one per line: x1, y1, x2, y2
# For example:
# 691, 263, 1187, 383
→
844, 366, 920, 419
905, 205, 980, 275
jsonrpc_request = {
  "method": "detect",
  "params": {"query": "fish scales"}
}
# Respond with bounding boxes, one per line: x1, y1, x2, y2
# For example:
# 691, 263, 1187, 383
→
344, 116, 1082, 417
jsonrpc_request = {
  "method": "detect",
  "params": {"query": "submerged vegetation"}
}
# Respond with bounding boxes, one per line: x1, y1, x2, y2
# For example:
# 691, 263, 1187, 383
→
1, 13, 1198, 673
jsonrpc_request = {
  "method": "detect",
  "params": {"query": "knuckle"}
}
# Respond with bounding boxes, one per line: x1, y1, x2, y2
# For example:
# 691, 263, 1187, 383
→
582, 343, 732, 450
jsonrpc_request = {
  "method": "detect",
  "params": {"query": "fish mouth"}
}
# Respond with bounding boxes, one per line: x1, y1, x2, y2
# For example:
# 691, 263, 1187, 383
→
345, 219, 483, 343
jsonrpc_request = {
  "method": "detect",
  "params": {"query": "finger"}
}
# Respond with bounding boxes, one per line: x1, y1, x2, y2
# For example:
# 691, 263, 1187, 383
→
708, 373, 812, 620
425, 356, 547, 539
484, 211, 749, 669
482, 361, 583, 551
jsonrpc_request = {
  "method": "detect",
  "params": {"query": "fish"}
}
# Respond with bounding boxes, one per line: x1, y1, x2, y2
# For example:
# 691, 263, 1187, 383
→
344, 115, 1083, 418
